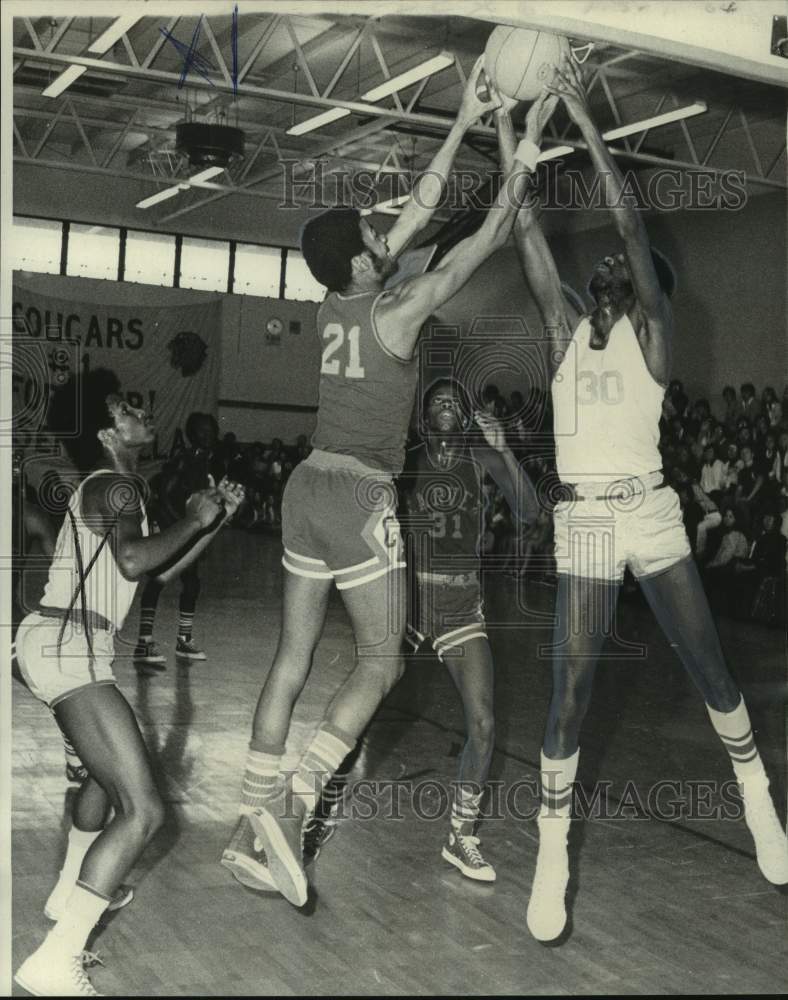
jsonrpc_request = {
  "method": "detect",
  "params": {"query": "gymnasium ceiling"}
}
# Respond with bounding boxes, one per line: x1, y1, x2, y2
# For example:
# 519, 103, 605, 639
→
11, 9, 788, 230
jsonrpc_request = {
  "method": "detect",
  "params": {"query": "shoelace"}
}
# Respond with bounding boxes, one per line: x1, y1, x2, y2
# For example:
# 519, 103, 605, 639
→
457, 834, 486, 867
81, 951, 105, 970
71, 955, 99, 994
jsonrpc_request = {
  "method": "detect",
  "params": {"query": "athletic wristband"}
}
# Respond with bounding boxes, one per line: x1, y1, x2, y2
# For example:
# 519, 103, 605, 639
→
514, 138, 540, 172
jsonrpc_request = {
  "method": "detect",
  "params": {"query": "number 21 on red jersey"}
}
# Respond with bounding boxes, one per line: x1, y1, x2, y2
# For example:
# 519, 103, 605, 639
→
320, 322, 365, 378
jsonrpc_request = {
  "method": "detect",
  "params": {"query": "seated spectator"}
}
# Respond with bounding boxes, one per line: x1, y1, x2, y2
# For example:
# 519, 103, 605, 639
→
703, 507, 749, 614
720, 385, 741, 433
699, 444, 726, 500
778, 429, 788, 470
753, 414, 771, 447
735, 444, 766, 533
697, 417, 716, 450
722, 442, 741, 493
687, 434, 705, 469
762, 386, 782, 429
736, 421, 754, 450
761, 432, 783, 483
740, 382, 760, 423
689, 480, 722, 558
675, 444, 697, 481
734, 511, 787, 626
710, 423, 727, 449
667, 378, 688, 420
705, 507, 749, 571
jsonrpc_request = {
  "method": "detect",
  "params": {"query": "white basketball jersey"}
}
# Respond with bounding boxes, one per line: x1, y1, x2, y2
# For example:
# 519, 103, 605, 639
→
551, 313, 665, 482
41, 469, 148, 630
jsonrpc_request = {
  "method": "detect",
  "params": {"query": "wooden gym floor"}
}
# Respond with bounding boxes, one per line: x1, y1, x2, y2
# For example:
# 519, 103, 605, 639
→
11, 530, 787, 995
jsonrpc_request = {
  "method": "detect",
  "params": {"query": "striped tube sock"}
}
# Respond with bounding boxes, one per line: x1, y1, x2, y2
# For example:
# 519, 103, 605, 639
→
527, 750, 579, 943
317, 769, 351, 820
138, 606, 156, 642
451, 784, 483, 833
539, 749, 579, 820
177, 612, 195, 642
239, 741, 284, 816
292, 724, 355, 815
707, 696, 766, 784
47, 881, 110, 957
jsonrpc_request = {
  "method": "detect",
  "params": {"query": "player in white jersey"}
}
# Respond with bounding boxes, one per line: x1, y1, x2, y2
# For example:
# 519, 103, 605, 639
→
14, 368, 244, 997
496, 57, 788, 943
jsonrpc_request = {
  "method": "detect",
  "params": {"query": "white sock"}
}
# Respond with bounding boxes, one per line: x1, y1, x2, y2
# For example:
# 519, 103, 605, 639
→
47, 882, 110, 957
51, 827, 101, 895
706, 696, 766, 784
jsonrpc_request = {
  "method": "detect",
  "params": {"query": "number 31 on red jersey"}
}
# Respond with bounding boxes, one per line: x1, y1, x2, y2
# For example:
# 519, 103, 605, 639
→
320, 322, 365, 378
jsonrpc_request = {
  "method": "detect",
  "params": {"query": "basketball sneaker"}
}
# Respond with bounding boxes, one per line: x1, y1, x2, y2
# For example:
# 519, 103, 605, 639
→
175, 638, 206, 661
441, 824, 496, 882
249, 787, 308, 907
15, 944, 101, 996
526, 814, 570, 942
45, 883, 133, 923
303, 815, 337, 865
221, 815, 276, 891
133, 640, 166, 669
740, 775, 788, 884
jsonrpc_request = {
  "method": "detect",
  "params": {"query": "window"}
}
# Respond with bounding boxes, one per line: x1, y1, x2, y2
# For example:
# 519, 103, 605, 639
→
66, 223, 120, 280
233, 243, 282, 298
284, 249, 325, 303
10, 217, 63, 275
124, 230, 176, 287
180, 236, 230, 293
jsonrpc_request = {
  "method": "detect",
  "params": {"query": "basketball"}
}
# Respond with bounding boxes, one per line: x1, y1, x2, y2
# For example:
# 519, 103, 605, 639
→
484, 26, 570, 101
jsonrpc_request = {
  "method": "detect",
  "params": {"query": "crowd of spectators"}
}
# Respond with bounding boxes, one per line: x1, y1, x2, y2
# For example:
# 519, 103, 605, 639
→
660, 380, 787, 626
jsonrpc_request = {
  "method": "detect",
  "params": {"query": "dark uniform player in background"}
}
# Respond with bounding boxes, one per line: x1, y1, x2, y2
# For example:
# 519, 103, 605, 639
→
134, 412, 225, 668
400, 378, 539, 880
222, 62, 557, 906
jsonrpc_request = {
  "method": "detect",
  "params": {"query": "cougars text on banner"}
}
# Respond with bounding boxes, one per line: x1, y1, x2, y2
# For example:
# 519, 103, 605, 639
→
12, 279, 223, 459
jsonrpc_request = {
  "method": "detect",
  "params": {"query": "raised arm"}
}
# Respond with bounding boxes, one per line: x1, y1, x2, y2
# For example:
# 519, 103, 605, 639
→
385, 58, 501, 258
375, 89, 557, 358
496, 97, 573, 374
549, 56, 672, 383
471, 410, 540, 524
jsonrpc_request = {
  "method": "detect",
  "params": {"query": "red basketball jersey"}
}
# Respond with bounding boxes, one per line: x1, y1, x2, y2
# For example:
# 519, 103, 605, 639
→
311, 290, 419, 474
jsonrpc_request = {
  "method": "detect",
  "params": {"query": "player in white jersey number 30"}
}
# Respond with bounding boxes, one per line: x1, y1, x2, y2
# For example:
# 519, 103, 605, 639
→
496, 54, 788, 942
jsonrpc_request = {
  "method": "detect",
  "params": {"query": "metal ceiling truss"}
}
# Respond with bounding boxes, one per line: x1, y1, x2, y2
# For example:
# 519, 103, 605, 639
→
12, 11, 787, 227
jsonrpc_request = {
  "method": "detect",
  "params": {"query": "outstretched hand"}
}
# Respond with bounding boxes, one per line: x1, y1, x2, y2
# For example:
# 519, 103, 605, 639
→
209, 474, 246, 521
545, 54, 590, 125
458, 56, 503, 125
489, 80, 519, 116
474, 410, 508, 453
